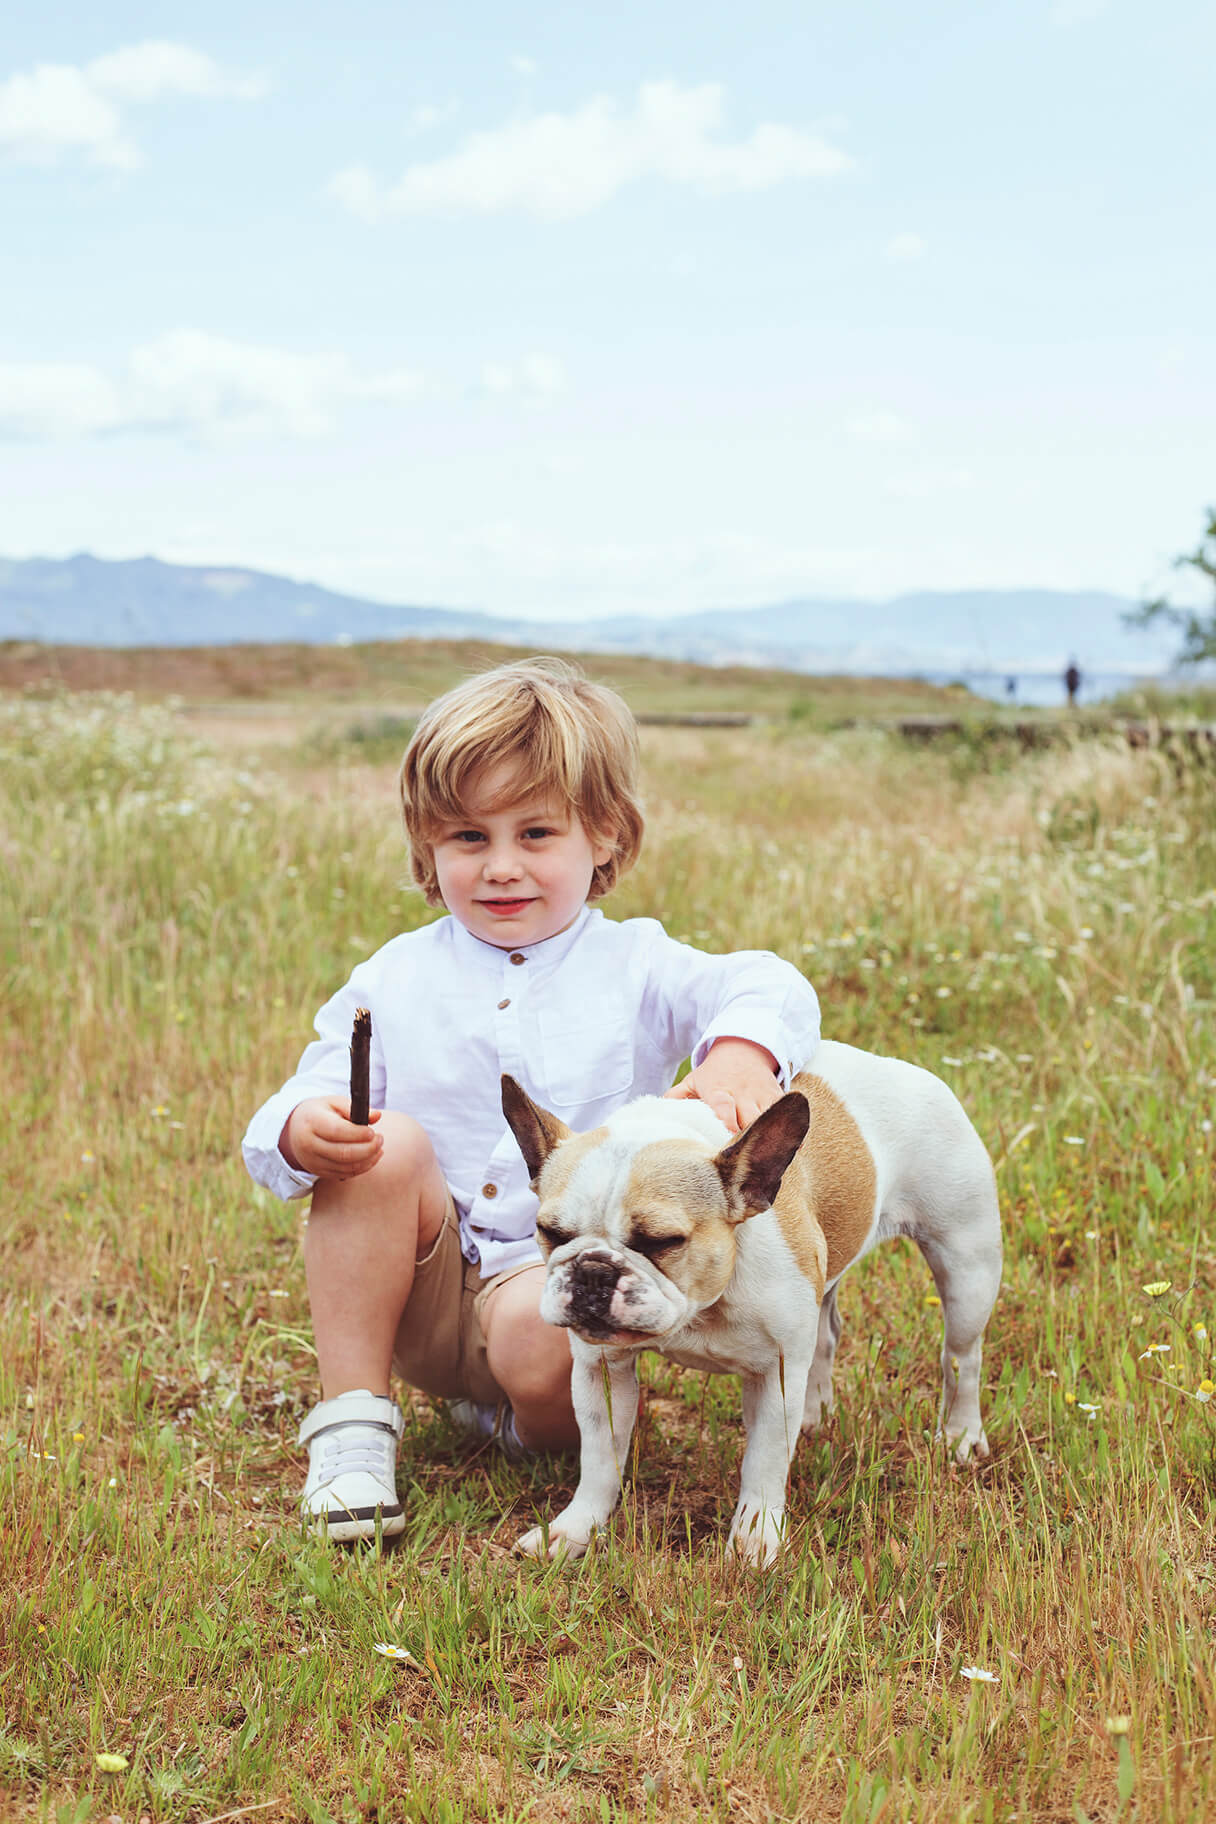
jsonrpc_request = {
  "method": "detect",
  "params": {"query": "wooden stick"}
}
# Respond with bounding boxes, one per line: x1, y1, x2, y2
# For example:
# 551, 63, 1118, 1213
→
349, 1007, 372, 1127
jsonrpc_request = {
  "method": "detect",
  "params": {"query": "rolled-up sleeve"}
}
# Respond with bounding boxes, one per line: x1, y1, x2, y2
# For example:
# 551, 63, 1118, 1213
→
634, 922, 821, 1087
241, 960, 386, 1201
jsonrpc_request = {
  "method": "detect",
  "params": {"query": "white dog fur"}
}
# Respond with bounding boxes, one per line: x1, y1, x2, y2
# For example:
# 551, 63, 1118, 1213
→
501, 1039, 1002, 1567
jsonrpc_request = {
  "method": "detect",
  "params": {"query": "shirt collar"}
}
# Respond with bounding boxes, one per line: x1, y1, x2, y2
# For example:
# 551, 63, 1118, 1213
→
445, 903, 597, 971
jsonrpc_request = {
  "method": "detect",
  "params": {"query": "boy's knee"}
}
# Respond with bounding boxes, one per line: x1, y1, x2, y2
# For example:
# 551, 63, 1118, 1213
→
375, 1112, 439, 1184
484, 1282, 573, 1410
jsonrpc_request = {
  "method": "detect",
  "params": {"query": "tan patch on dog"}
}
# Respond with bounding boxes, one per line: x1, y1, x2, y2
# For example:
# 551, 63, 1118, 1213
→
536, 1125, 610, 1203
623, 1141, 738, 1305
774, 1074, 877, 1290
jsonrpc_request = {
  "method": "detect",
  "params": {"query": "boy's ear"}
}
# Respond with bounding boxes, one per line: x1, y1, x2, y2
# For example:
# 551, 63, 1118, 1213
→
501, 1076, 573, 1182
713, 1092, 811, 1223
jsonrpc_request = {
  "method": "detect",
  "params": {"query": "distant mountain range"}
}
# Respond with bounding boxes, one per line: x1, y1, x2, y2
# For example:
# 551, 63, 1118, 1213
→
0, 552, 1182, 685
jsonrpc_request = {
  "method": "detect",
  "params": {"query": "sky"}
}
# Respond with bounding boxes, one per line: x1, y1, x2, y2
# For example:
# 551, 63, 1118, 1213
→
2, 1, 1214, 621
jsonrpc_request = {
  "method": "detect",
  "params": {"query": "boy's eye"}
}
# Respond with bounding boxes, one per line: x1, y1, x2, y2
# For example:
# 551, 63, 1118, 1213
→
452, 830, 486, 844
524, 826, 557, 841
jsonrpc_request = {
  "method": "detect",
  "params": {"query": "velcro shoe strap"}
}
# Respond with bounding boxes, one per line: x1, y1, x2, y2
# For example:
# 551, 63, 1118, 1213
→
298, 1392, 406, 1447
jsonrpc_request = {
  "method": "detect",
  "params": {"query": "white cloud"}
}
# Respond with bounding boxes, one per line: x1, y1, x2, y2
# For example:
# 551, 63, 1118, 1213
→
479, 354, 566, 397
885, 231, 927, 262
510, 55, 539, 77
325, 80, 854, 221
886, 466, 976, 501
0, 41, 264, 169
0, 332, 424, 440
847, 410, 915, 447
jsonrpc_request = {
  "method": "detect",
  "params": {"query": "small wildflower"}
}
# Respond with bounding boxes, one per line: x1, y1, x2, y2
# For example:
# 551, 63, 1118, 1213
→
925, 1294, 941, 1307
1063, 1136, 1086, 1146
1194, 1325, 1208, 1341
1085, 1229, 1099, 1241
1043, 1368, 1058, 1379
81, 1150, 95, 1163
1130, 1314, 1144, 1328
1143, 1282, 1171, 1298
1138, 1343, 1171, 1359
959, 1665, 998, 1683
373, 1642, 418, 1663
1077, 1402, 1100, 1417
1105, 1716, 1132, 1736
1064, 1391, 1077, 1404
72, 1431, 85, 1441
1197, 1381, 1215, 1404
108, 1476, 117, 1488
95, 1752, 129, 1773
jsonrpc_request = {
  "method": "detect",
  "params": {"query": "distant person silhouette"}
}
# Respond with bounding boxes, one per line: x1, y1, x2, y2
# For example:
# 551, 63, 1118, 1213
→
1006, 676, 1017, 700
1064, 660, 1081, 707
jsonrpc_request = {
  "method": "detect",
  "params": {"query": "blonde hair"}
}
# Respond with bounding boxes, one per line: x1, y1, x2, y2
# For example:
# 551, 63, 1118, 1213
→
399, 657, 644, 906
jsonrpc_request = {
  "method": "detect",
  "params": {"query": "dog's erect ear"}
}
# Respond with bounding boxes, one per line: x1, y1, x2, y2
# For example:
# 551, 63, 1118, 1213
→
501, 1075, 573, 1183
714, 1092, 811, 1223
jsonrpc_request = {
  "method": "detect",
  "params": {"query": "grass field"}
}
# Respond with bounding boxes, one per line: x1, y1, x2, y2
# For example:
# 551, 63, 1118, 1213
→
2, 647, 1215, 1823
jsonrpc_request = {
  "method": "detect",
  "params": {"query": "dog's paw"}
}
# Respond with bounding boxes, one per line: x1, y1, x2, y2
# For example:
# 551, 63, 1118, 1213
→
940, 1422, 990, 1464
515, 1510, 595, 1561
727, 1502, 786, 1568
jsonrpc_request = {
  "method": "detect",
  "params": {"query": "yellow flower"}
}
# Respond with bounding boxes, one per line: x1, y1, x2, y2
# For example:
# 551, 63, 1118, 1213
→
95, 1752, 129, 1773
1105, 1716, 1132, 1736
1142, 1282, 1171, 1298
1197, 1381, 1215, 1404
1064, 1392, 1077, 1404
925, 1294, 941, 1307
1194, 1324, 1208, 1341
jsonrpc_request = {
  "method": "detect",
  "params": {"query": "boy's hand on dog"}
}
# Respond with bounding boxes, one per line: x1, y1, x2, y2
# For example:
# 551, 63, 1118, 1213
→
280, 1096, 383, 1178
663, 1037, 782, 1134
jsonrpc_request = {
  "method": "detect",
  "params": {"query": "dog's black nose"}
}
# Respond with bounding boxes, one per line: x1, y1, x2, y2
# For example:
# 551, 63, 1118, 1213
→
569, 1252, 620, 1330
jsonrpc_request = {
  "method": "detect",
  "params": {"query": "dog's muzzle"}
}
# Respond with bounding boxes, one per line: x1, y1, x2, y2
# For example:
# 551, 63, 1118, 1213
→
566, 1244, 626, 1336
540, 1240, 686, 1343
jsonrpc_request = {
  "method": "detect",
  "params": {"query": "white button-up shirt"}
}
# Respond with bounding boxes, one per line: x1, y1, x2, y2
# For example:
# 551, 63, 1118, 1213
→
242, 907, 820, 1277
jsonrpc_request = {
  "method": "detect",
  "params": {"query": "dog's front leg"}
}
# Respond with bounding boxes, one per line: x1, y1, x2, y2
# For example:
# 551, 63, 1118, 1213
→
516, 1341, 639, 1561
729, 1357, 812, 1567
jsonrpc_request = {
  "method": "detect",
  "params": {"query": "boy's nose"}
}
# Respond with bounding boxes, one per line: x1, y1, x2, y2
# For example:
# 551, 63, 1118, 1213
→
483, 843, 523, 881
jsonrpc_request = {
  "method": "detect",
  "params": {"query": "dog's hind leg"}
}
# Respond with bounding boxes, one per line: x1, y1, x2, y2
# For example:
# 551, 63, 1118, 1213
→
913, 1172, 1002, 1461
802, 1285, 840, 1432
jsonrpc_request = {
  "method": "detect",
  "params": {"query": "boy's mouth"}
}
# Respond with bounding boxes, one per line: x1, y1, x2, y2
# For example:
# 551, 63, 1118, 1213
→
478, 897, 535, 916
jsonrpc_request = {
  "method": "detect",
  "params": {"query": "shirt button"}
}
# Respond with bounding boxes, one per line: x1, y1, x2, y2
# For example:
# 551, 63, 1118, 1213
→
497, 998, 510, 1010
509, 952, 525, 965
482, 1183, 498, 1199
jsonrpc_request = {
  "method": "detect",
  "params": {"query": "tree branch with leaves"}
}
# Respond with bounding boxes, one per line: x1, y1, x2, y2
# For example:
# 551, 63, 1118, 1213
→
1126, 508, 1216, 664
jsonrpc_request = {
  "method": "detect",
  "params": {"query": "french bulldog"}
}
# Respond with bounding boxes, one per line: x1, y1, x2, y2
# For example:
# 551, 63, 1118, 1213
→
501, 1039, 1002, 1565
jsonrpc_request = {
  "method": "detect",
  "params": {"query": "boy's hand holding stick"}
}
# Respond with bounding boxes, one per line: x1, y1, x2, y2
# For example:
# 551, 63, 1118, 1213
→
349, 1007, 372, 1127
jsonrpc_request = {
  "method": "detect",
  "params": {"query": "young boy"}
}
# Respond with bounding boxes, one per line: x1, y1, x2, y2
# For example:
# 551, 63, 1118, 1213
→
242, 657, 820, 1540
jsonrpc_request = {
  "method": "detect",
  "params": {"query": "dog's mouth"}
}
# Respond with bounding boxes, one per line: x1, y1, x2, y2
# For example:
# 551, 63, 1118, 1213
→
570, 1317, 659, 1348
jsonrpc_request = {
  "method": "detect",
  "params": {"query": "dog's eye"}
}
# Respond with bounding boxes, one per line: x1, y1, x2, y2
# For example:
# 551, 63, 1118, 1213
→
535, 1221, 566, 1248
629, 1233, 685, 1259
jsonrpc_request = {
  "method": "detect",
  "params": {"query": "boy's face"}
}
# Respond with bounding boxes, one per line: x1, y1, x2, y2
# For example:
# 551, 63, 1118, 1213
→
431, 764, 613, 950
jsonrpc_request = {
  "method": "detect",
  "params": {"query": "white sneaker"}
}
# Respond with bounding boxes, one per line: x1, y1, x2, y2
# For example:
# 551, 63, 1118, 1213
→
298, 1390, 406, 1542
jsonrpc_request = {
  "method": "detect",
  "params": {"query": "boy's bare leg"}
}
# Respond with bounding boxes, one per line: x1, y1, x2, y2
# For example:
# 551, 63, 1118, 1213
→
481, 1267, 579, 1452
304, 1111, 449, 1400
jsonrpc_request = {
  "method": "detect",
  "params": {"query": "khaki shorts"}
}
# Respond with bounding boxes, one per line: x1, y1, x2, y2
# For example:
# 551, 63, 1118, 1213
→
392, 1196, 541, 1407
